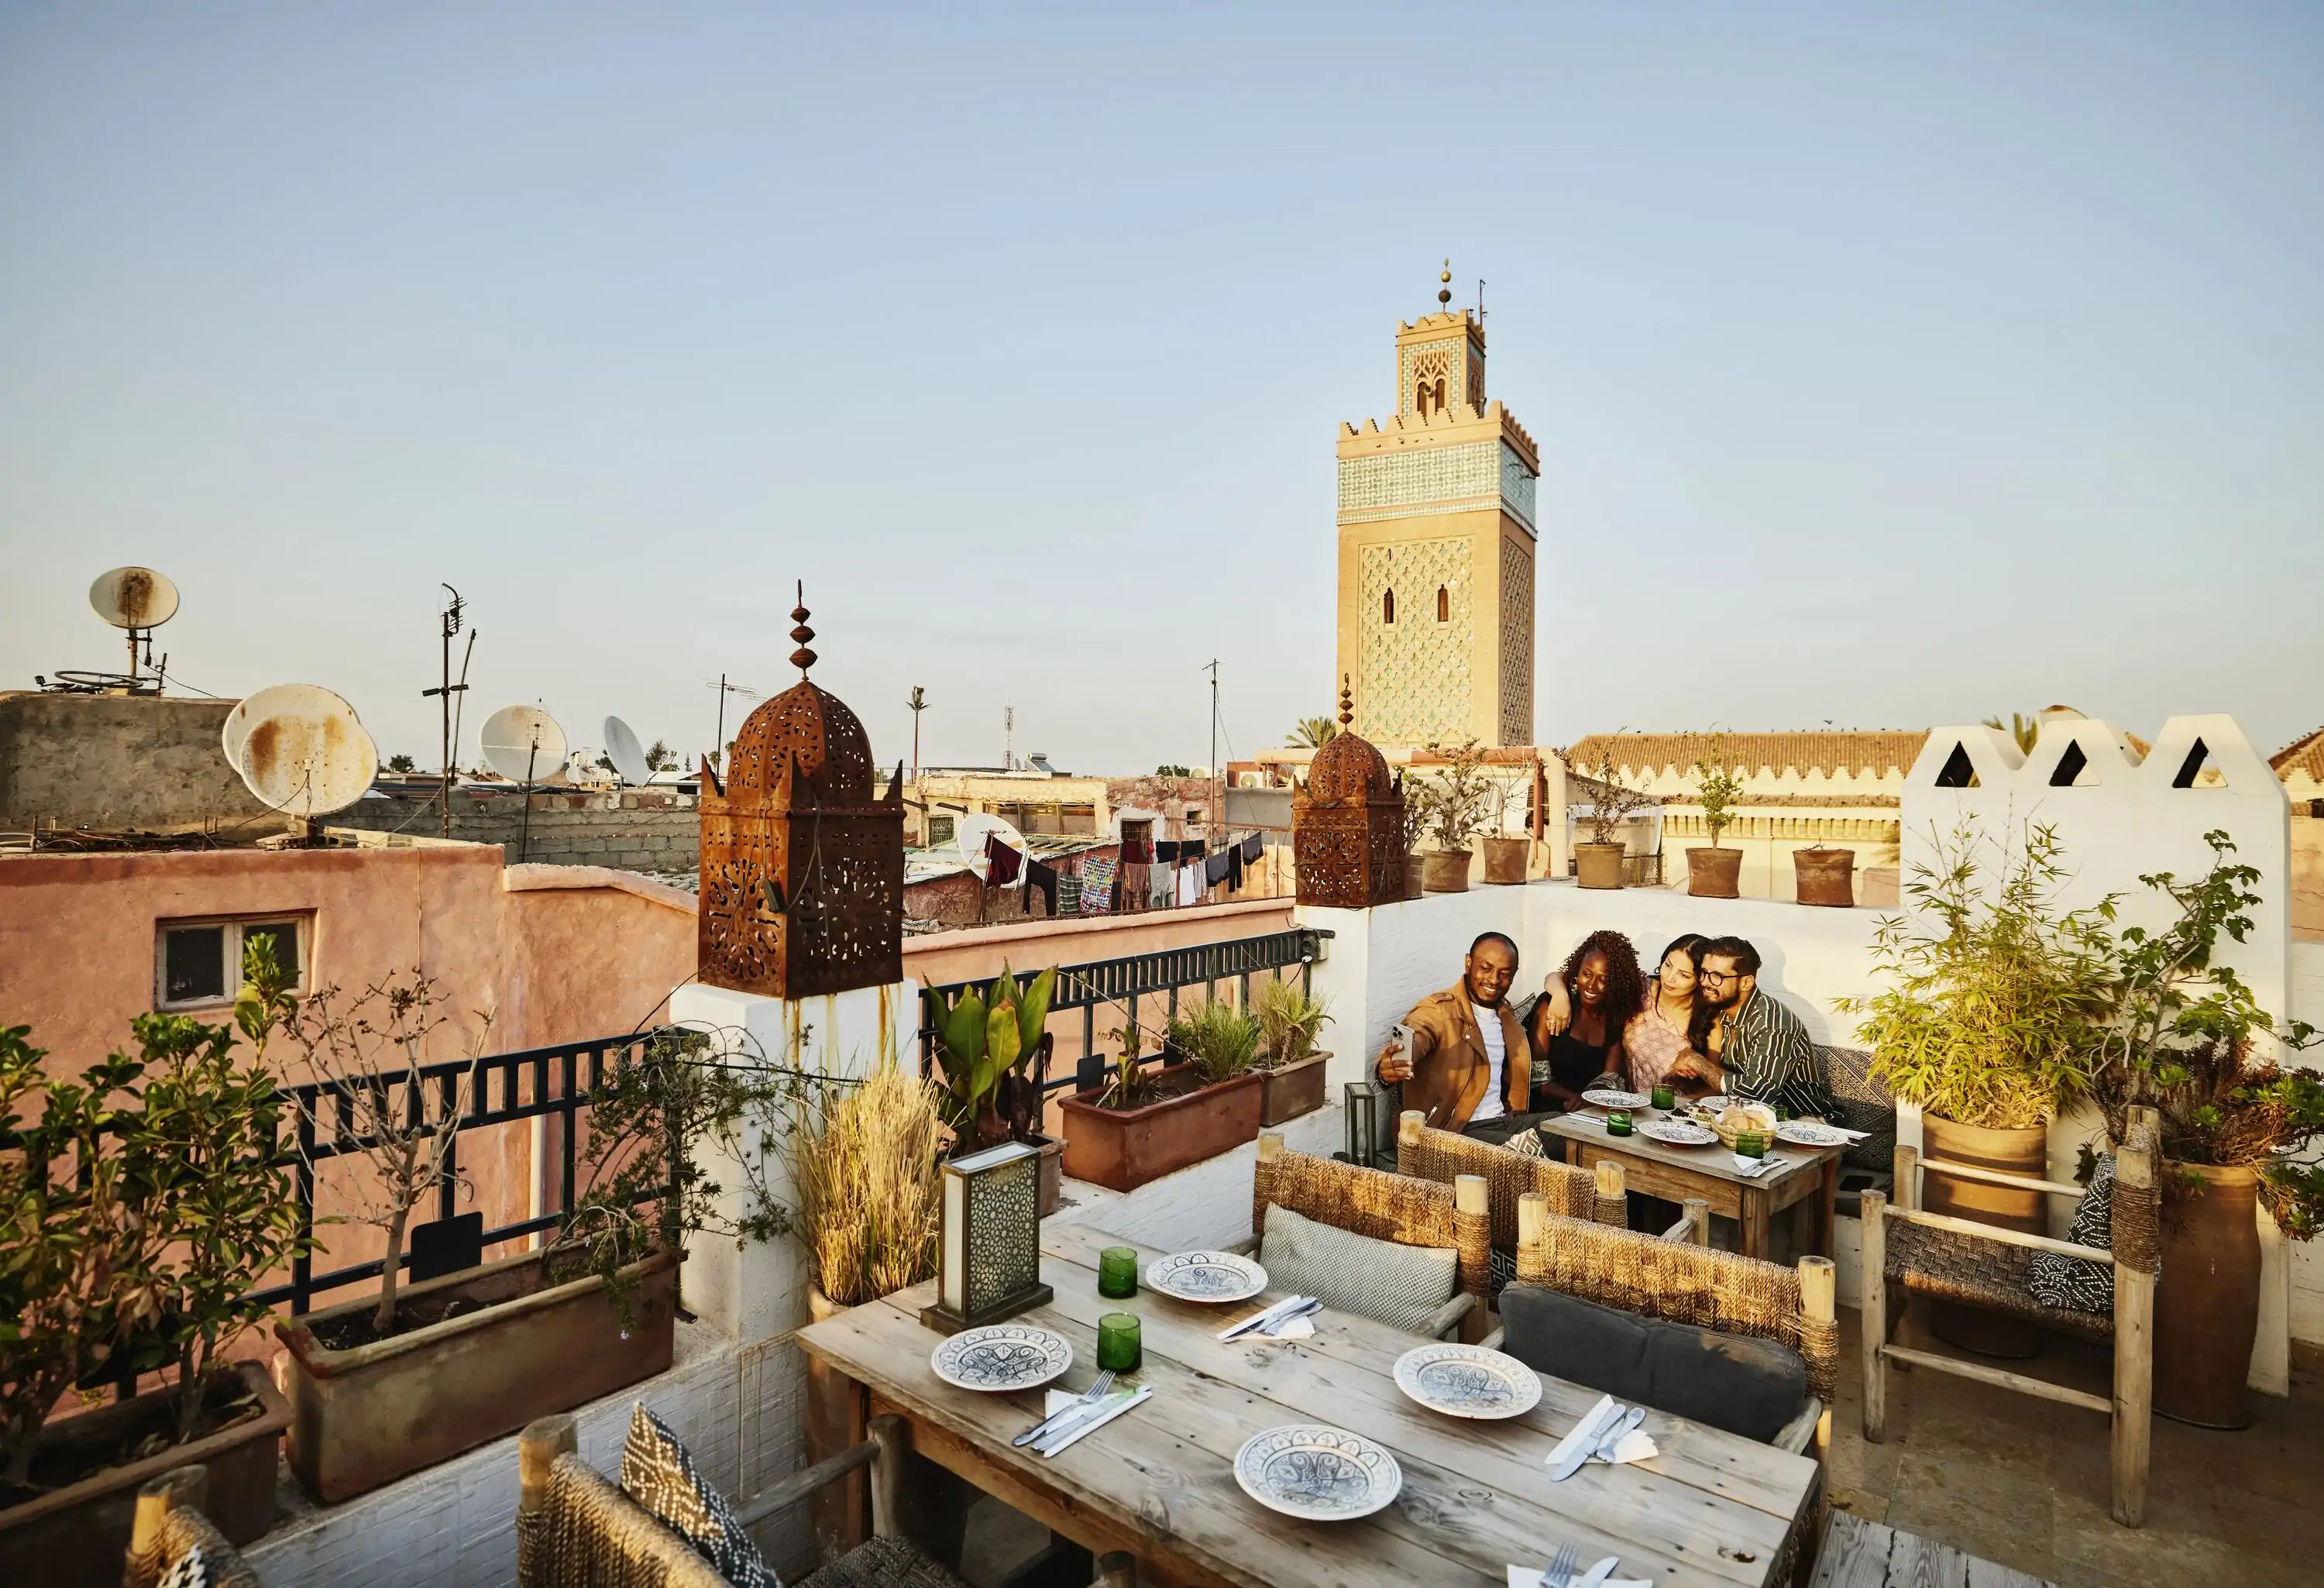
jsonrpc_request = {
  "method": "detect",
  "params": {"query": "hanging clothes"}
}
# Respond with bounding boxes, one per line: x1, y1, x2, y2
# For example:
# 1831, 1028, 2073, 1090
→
984, 834, 1023, 887
1079, 856, 1117, 915
1204, 849, 1232, 889
1058, 873, 1084, 915
1120, 837, 1153, 866
1239, 831, 1264, 867
1026, 860, 1059, 916
1175, 864, 1202, 906
1119, 861, 1150, 911
1150, 862, 1176, 908
1155, 840, 1180, 865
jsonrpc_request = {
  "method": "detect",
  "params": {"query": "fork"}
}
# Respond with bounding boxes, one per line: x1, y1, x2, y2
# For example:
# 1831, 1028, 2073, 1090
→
1539, 1540, 1578, 1588
1012, 1370, 1116, 1448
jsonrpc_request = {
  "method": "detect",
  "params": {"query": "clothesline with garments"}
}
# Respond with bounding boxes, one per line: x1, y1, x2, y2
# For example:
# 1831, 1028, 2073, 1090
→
981, 827, 1287, 919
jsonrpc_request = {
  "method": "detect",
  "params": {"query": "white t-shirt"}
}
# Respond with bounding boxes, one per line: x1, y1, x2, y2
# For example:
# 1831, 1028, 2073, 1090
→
1470, 1003, 1507, 1123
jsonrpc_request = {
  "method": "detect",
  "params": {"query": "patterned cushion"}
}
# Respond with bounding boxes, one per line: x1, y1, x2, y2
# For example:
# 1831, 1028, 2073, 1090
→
1259, 1201, 1458, 1333
1818, 1047, 1897, 1170
158, 1545, 208, 1588
620, 1402, 776, 1588
2028, 1154, 2115, 1313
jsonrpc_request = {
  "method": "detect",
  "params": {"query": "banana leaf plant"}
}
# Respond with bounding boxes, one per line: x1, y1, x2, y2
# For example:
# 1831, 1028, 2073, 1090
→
928, 964, 1057, 1154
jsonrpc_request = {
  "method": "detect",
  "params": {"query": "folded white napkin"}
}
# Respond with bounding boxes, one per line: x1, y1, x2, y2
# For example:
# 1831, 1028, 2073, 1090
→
1506, 1566, 1652, 1588
1269, 1315, 1315, 1339
1731, 1153, 1783, 1177
1597, 1430, 1657, 1465
1543, 1394, 1659, 1473
1035, 1385, 1150, 1456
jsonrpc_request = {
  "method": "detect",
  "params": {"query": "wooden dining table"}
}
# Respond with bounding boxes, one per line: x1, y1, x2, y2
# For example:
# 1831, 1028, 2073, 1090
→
796, 1221, 1821, 1588
1535, 1110, 1847, 1260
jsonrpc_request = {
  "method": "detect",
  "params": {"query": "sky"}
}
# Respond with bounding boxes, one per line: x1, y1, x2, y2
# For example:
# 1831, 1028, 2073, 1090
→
3, 2, 2319, 779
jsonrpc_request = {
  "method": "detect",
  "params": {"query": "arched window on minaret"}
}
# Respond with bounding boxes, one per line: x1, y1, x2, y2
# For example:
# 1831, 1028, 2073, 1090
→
1436, 585, 1449, 623
1383, 589, 1396, 625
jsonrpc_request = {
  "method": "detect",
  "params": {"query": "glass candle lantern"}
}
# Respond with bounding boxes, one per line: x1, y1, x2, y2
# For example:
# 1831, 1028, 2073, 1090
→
1650, 1084, 1676, 1112
1097, 1311, 1142, 1373
1098, 1246, 1139, 1299
1342, 1081, 1380, 1168
919, 1140, 1052, 1335
1605, 1109, 1634, 1137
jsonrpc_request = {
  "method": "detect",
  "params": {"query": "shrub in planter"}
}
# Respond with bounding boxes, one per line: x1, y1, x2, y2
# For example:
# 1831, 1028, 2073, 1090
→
1686, 734, 1745, 899
1251, 979, 1332, 1126
1410, 737, 1496, 892
1574, 741, 1654, 891
927, 966, 1063, 1211
1059, 1005, 1263, 1191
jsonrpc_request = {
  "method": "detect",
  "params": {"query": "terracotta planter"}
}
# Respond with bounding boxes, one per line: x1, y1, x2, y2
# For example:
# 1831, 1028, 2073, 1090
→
1921, 1114, 2048, 1359
1793, 847, 1855, 906
0, 1361, 288, 1588
1257, 1051, 1330, 1126
2154, 1161, 2261, 1429
1026, 1132, 1064, 1218
275, 1247, 677, 1501
1574, 841, 1625, 890
1480, 837, 1530, 885
1422, 848, 1472, 892
1401, 854, 1427, 899
1058, 1064, 1263, 1191
1687, 845, 1742, 898
805, 1286, 868, 1560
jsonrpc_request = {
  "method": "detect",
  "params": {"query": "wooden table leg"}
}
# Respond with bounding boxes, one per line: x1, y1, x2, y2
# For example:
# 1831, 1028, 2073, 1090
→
1741, 1186, 1771, 1259
1820, 1157, 1839, 1258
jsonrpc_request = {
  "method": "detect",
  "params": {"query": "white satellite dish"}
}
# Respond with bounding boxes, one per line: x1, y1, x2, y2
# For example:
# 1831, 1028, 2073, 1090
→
951, 812, 1030, 885
480, 704, 569, 785
225, 684, 379, 818
603, 717, 649, 786
90, 566, 180, 631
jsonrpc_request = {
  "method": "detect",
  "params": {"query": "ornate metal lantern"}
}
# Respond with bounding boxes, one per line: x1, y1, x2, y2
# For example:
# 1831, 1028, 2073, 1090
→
1292, 678, 1406, 909
698, 589, 905, 999
920, 1140, 1052, 1335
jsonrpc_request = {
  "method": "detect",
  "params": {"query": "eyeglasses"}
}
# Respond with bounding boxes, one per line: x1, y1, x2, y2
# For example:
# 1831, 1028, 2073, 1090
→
1697, 970, 1738, 984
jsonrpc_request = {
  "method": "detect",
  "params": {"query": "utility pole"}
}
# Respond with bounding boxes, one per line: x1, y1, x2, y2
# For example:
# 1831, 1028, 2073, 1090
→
906, 686, 928, 781
421, 585, 473, 839
1205, 658, 1220, 847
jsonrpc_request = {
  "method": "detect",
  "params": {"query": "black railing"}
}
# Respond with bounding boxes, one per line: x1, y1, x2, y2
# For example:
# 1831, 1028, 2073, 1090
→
919, 926, 1333, 1095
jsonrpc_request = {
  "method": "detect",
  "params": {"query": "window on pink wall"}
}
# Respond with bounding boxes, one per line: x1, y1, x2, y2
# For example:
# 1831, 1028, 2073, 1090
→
156, 914, 310, 1010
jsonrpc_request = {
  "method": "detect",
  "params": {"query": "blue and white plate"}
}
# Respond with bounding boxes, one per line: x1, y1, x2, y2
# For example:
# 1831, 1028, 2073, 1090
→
930, 1324, 1073, 1393
1776, 1120, 1851, 1148
1234, 1425, 1403, 1521
1145, 1250, 1267, 1304
1392, 1342, 1542, 1420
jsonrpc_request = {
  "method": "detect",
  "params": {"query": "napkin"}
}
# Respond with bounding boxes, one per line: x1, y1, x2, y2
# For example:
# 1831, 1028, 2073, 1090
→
1505, 1566, 1652, 1588
1269, 1315, 1315, 1339
1596, 1430, 1657, 1466
1544, 1394, 1618, 1472
1034, 1386, 1150, 1456
1731, 1153, 1783, 1177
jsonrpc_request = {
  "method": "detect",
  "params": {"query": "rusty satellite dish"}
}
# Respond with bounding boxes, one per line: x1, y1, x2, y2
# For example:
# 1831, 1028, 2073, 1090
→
603, 716, 649, 786
480, 704, 568, 785
223, 683, 380, 818
90, 566, 181, 631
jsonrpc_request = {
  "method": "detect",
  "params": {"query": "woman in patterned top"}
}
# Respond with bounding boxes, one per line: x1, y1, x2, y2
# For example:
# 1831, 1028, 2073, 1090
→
1525, 931, 1646, 1107
1623, 933, 1724, 1098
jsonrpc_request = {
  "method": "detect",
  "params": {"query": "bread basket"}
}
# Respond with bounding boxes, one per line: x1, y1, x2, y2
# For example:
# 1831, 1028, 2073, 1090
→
1709, 1101, 1778, 1150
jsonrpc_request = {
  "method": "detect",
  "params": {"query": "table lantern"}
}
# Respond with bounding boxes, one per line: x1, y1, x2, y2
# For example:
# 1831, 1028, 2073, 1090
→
920, 1140, 1053, 1336
1342, 1081, 1380, 1168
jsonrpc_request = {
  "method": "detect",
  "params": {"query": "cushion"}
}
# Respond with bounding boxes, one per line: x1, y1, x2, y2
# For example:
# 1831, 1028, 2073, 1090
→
157, 1545, 208, 1588
1496, 1284, 1810, 1444
621, 1402, 776, 1588
1259, 1201, 1459, 1334
2029, 1153, 2116, 1313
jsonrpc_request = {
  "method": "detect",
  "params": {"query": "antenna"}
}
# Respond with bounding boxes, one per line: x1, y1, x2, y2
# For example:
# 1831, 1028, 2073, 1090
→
221, 683, 379, 837
1004, 705, 1014, 770
1477, 278, 1487, 324
422, 585, 473, 837
1205, 658, 1220, 839
603, 716, 649, 786
89, 566, 180, 692
705, 675, 761, 766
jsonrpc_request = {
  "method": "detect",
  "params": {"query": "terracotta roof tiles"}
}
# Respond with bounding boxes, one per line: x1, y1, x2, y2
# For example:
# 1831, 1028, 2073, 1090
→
1566, 730, 1929, 781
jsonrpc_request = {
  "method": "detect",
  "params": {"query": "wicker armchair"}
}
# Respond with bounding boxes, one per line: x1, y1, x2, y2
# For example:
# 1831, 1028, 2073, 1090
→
1395, 1112, 1629, 1292
122, 1466, 266, 1588
1861, 1112, 2158, 1528
1233, 1132, 1491, 1339
516, 1412, 1132, 1588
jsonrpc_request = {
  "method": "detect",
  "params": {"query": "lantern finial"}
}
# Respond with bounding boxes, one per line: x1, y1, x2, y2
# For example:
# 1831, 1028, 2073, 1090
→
789, 581, 817, 676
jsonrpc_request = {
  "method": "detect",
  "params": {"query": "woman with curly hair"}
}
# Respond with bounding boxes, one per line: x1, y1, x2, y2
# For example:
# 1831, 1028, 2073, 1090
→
1526, 930, 1647, 1108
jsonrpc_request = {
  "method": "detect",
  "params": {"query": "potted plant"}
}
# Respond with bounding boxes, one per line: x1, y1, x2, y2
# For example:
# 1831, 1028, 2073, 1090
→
1478, 775, 1530, 885
273, 974, 778, 1500
1, 967, 307, 1586
927, 966, 1064, 1214
1842, 823, 2113, 1356
2088, 831, 2323, 1428
1686, 734, 1745, 898
1057, 1005, 1263, 1191
1250, 978, 1332, 1126
1574, 741, 1653, 890
1412, 738, 1495, 892
1793, 844, 1857, 906
1397, 799, 1428, 901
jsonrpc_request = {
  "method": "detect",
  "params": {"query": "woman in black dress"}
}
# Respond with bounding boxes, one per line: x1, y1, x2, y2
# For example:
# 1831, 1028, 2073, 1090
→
1526, 930, 1647, 1109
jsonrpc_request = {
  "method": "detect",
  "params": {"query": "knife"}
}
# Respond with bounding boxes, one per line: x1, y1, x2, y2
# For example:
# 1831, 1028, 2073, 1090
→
1260, 1298, 1323, 1335
1219, 1296, 1309, 1341
1572, 1556, 1620, 1588
1590, 1406, 1646, 1462
1549, 1401, 1624, 1481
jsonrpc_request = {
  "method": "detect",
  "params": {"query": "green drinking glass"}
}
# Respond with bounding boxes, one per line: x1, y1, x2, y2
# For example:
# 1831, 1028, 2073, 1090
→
1096, 1311, 1142, 1373
1649, 1084, 1676, 1112
1098, 1246, 1139, 1300
1605, 1109, 1634, 1137
1735, 1131, 1768, 1160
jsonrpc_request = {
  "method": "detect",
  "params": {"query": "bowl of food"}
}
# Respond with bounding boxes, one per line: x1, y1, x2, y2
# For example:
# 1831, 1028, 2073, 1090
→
1710, 1101, 1779, 1150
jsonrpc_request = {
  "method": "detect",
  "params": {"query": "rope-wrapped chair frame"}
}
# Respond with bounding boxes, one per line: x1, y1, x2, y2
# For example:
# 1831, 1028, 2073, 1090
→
1397, 1115, 1628, 1242
1253, 1135, 1491, 1306
122, 1466, 266, 1588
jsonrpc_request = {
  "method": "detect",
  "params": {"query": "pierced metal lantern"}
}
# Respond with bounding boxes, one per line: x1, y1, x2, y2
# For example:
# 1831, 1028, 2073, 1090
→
1342, 1081, 1381, 1169
920, 1141, 1053, 1335
698, 589, 906, 999
1294, 677, 1405, 910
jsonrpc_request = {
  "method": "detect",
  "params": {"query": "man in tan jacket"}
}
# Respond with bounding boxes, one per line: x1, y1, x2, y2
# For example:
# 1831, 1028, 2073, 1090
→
1375, 932, 1540, 1144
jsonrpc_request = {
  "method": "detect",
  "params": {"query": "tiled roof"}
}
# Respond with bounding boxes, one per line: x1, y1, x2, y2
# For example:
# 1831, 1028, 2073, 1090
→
1566, 731, 1928, 779
2272, 727, 2324, 783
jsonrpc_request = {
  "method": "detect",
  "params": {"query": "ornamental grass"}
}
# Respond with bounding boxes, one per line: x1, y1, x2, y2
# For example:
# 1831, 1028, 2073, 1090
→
789, 1065, 946, 1307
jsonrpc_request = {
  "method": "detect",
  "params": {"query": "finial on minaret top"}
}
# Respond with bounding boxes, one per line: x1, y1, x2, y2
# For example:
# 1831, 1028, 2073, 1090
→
1438, 260, 1452, 308
1338, 674, 1354, 729
789, 580, 817, 676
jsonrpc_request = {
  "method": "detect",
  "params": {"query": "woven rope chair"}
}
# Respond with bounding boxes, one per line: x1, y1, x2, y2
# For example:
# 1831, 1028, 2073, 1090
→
1861, 1112, 2159, 1528
518, 1413, 1134, 1588
1239, 1133, 1491, 1339
121, 1466, 266, 1588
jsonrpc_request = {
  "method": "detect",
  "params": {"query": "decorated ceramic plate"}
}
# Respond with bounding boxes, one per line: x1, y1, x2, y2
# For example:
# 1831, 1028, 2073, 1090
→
1145, 1250, 1268, 1304
1580, 1088, 1651, 1111
1392, 1343, 1543, 1420
930, 1324, 1073, 1393
1638, 1117, 1719, 1147
1234, 1425, 1404, 1521
1777, 1119, 1852, 1148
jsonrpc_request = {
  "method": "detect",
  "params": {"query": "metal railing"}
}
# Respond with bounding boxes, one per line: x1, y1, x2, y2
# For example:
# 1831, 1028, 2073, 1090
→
919, 926, 1333, 1095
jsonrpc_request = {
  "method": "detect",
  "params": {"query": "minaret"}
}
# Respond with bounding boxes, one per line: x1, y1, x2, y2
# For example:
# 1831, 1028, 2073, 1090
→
1334, 263, 1538, 748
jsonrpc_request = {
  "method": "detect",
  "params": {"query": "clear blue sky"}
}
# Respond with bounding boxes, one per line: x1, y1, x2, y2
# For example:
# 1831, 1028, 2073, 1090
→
4, 3, 2319, 775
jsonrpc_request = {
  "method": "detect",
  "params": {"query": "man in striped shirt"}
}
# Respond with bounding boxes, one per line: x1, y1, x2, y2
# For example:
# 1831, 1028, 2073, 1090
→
1697, 937, 1834, 1119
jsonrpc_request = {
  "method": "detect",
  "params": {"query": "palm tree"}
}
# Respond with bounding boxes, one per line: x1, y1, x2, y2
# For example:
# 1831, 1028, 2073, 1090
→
1982, 713, 2039, 754
1287, 716, 1339, 749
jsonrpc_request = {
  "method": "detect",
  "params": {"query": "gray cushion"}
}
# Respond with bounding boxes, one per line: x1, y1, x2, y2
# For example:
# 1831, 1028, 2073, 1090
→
1497, 1284, 1810, 1444
1260, 1201, 1458, 1334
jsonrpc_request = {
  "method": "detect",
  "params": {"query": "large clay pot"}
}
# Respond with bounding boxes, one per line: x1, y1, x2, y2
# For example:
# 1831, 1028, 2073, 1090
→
1422, 848, 1473, 892
2153, 1161, 2261, 1429
1257, 1051, 1330, 1126
1793, 847, 1856, 906
1574, 841, 1625, 890
806, 1286, 868, 1560
1687, 846, 1741, 898
1480, 836, 1530, 885
1057, 1065, 1265, 1191
1921, 1114, 2048, 1359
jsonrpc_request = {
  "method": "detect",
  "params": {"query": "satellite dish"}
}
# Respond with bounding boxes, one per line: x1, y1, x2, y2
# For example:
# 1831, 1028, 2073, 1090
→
603, 717, 649, 786
950, 812, 1030, 885
90, 567, 180, 631
480, 704, 569, 785
225, 684, 379, 818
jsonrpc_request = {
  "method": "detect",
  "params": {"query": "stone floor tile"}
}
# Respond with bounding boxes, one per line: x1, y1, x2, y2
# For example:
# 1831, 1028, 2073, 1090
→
1882, 1449, 2059, 1580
